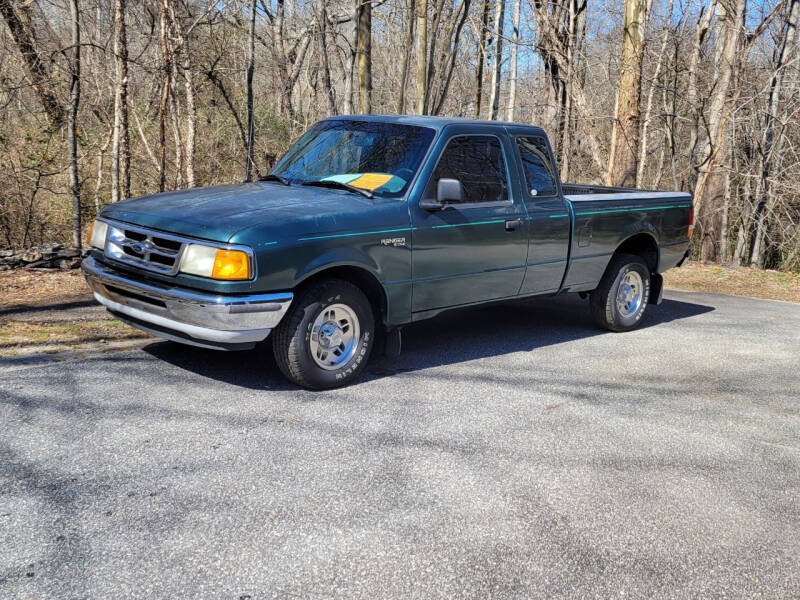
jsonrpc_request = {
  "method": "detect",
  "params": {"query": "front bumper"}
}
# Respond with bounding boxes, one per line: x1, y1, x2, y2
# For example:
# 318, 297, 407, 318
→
82, 256, 293, 350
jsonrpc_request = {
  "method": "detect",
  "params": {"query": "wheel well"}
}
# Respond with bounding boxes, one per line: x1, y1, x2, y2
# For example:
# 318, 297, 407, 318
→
615, 233, 659, 272
297, 266, 387, 325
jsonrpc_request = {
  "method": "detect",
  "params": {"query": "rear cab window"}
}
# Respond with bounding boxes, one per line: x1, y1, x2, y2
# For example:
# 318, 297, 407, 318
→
516, 136, 557, 198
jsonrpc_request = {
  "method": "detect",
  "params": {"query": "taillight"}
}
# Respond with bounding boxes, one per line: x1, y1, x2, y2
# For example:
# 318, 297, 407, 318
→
687, 205, 695, 238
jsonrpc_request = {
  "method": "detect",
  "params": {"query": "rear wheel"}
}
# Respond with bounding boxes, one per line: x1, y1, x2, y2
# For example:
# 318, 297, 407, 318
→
590, 253, 651, 332
272, 279, 375, 389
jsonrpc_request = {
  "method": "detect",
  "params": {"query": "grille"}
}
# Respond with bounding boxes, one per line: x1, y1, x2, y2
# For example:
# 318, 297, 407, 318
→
105, 222, 187, 275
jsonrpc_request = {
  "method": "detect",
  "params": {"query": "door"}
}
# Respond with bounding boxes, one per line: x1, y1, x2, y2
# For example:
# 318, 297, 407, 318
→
509, 131, 572, 295
410, 129, 529, 313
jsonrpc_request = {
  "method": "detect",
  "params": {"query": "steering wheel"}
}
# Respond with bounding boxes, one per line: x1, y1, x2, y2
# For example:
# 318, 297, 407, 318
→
395, 168, 414, 181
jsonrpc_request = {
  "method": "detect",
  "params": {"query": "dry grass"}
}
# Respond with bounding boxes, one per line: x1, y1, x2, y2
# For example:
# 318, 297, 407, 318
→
0, 319, 148, 357
0, 268, 92, 309
0, 268, 150, 356
664, 261, 800, 303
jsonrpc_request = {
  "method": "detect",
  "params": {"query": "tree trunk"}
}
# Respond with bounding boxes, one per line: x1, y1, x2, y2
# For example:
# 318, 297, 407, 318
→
343, 0, 358, 114
505, 0, 521, 121
316, 0, 337, 115
748, 0, 799, 267
686, 0, 717, 184
416, 0, 428, 114
693, 0, 746, 263
636, 0, 672, 188
68, 0, 81, 247
0, 0, 64, 127
487, 0, 505, 119
244, 0, 256, 181
183, 60, 197, 187
164, 0, 195, 188
95, 126, 113, 211
357, 0, 372, 113
111, 0, 130, 202
157, 0, 171, 192
473, 0, 489, 118
606, 0, 648, 187
429, 0, 472, 115
397, 0, 415, 113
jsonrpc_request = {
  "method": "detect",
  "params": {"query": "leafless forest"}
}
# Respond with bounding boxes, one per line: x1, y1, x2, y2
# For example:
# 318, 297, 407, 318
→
1, 0, 798, 270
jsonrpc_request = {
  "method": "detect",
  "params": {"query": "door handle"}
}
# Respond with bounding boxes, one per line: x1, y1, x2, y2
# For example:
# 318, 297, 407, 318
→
505, 219, 522, 231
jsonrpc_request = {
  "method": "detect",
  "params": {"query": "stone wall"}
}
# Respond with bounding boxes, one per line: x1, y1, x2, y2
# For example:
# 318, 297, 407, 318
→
0, 244, 87, 270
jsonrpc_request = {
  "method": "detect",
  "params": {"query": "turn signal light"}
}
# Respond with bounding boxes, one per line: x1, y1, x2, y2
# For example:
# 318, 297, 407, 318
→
211, 249, 250, 280
687, 204, 695, 238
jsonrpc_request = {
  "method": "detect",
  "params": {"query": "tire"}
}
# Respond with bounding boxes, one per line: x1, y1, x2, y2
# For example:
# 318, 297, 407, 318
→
272, 279, 375, 390
590, 253, 651, 332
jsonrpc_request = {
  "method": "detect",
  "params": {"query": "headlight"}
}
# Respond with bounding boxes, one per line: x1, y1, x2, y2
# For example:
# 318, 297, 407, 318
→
87, 219, 108, 249
179, 244, 251, 280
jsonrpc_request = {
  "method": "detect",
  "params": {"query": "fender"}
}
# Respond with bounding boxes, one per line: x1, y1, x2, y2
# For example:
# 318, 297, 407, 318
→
294, 246, 383, 285
615, 222, 659, 248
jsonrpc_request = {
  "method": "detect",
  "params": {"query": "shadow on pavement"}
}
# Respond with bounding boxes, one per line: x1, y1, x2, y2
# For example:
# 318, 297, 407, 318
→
143, 293, 714, 390
0, 299, 97, 317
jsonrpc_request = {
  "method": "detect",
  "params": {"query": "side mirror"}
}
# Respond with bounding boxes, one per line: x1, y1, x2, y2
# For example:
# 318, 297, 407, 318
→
437, 178, 463, 204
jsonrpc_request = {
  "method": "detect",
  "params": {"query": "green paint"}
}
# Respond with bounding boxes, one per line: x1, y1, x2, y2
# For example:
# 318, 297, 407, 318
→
574, 204, 692, 217
431, 219, 506, 229
297, 226, 416, 241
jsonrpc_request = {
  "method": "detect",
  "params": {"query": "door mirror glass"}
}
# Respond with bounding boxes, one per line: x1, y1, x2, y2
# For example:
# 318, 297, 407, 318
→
437, 178, 463, 204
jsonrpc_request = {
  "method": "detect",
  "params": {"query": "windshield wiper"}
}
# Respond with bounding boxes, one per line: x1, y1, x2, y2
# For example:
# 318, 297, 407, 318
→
259, 173, 291, 186
301, 179, 373, 199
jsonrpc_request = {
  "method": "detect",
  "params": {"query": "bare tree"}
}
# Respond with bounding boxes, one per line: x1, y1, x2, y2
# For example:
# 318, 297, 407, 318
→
606, 0, 648, 187
487, 0, 505, 119
473, 0, 490, 118
357, 0, 373, 113
111, 0, 130, 202
156, 0, 171, 191
748, 0, 799, 266
244, 0, 257, 181
0, 0, 64, 127
397, 0, 415, 113
68, 0, 81, 247
316, 0, 337, 115
416, 0, 428, 114
506, 0, 521, 121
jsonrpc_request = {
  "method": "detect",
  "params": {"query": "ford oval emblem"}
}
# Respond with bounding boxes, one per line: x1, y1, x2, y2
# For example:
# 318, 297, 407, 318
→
130, 242, 145, 254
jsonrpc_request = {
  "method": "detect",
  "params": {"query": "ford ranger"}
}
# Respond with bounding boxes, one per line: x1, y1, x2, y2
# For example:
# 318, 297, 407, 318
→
82, 116, 693, 389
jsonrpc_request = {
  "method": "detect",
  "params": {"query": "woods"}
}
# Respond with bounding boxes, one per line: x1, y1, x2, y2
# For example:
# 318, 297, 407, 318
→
1, 0, 799, 270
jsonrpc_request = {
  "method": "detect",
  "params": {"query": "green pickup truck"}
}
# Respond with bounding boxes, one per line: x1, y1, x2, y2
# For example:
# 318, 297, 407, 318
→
82, 116, 693, 389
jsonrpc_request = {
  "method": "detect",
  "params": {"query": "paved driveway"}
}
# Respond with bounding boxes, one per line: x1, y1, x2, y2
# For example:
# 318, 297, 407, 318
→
1, 290, 799, 599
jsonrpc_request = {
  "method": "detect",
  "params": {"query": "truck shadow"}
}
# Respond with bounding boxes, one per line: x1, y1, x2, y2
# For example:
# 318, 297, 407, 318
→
142, 292, 714, 391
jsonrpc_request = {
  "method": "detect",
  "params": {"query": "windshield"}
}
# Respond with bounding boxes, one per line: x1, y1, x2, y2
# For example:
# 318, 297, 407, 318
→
271, 120, 436, 198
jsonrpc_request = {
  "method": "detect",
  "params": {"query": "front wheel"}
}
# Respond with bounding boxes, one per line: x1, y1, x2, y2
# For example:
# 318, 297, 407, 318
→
590, 254, 651, 332
272, 279, 375, 390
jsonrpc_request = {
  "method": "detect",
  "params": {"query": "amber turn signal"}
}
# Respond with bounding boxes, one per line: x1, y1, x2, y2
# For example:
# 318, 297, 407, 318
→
211, 249, 250, 280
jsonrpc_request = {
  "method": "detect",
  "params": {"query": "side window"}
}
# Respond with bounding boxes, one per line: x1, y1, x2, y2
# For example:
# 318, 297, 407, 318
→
430, 135, 508, 204
517, 136, 557, 197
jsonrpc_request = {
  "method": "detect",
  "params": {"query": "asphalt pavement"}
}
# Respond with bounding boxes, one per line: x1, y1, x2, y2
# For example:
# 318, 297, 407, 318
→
1, 290, 799, 599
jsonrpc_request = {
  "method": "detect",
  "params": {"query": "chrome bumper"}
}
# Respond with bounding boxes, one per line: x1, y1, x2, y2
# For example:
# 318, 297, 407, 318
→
82, 256, 292, 350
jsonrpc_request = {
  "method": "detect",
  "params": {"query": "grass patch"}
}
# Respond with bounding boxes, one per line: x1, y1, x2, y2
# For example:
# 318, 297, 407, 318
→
0, 319, 149, 357
664, 261, 800, 303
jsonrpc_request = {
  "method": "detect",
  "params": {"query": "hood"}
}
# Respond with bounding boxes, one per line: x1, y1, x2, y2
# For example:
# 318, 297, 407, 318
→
99, 181, 389, 243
